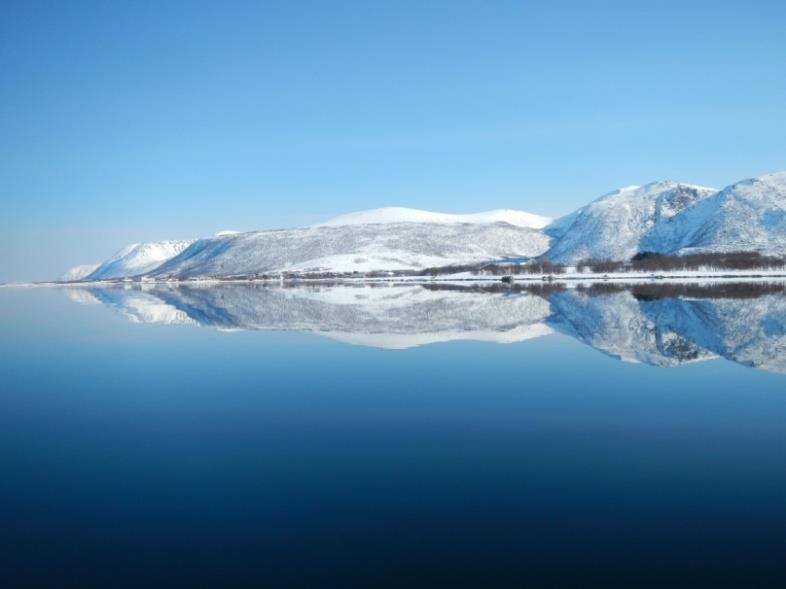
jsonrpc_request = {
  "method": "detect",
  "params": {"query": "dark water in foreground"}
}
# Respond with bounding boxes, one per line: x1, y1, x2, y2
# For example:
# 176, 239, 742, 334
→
2, 283, 786, 587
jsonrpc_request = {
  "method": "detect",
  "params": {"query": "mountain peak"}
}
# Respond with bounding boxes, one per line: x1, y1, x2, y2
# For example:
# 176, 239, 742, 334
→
667, 171, 786, 255
317, 207, 552, 230
547, 181, 717, 263
61, 263, 99, 281
86, 239, 193, 280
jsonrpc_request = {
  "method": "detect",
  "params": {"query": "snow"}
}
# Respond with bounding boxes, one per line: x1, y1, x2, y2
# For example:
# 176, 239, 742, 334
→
151, 222, 549, 278
546, 172, 786, 263
86, 240, 193, 280
61, 264, 99, 281
318, 207, 552, 229
547, 181, 718, 263
659, 171, 786, 256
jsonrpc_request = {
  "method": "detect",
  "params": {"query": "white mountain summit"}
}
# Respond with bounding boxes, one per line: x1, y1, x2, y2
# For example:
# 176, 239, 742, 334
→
645, 172, 786, 256
546, 181, 718, 263
61, 263, 100, 281
317, 207, 552, 229
85, 240, 193, 280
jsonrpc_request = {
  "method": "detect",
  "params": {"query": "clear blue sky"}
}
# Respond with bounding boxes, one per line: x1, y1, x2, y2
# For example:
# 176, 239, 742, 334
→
2, 0, 785, 281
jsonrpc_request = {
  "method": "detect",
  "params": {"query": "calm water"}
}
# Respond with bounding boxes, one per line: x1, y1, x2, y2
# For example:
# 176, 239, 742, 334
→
2, 283, 786, 587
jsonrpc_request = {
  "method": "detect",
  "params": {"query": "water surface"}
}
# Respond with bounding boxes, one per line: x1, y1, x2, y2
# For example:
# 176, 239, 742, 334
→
2, 283, 786, 587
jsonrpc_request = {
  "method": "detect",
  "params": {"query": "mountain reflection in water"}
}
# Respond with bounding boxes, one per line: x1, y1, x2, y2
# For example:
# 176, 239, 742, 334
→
64, 281, 786, 374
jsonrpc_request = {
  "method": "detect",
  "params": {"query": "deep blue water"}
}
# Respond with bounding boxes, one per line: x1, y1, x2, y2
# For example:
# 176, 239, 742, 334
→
2, 285, 786, 587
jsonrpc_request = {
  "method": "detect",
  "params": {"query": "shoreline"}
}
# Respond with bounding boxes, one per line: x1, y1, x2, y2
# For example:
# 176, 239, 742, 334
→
6, 270, 786, 289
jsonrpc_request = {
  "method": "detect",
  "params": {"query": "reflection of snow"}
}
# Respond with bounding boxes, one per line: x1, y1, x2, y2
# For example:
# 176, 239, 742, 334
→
63, 283, 786, 373
549, 288, 786, 374
63, 288, 102, 305
119, 295, 197, 325
70, 287, 197, 325
549, 290, 717, 367
325, 323, 554, 350
652, 296, 786, 374
67, 284, 551, 347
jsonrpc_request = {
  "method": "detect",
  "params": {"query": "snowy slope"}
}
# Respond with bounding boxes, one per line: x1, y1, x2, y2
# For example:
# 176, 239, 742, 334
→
655, 172, 786, 256
319, 207, 552, 229
151, 222, 550, 278
546, 181, 717, 263
86, 240, 193, 280
61, 264, 99, 281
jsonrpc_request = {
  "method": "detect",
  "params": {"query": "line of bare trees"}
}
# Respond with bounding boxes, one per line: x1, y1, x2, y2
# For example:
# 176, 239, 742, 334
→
421, 251, 786, 277
421, 259, 567, 277
576, 251, 786, 273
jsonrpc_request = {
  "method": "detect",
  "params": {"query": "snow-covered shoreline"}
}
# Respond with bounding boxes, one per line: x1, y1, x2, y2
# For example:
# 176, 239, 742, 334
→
7, 268, 786, 289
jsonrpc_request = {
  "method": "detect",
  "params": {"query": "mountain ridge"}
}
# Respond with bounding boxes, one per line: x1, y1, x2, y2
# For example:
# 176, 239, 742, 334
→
61, 172, 786, 280
317, 207, 552, 229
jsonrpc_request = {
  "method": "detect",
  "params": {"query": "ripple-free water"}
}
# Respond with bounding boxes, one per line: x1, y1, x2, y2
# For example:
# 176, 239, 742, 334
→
2, 284, 786, 587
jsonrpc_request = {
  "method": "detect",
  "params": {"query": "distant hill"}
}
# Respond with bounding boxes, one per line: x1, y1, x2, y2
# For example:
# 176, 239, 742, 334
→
61, 172, 786, 280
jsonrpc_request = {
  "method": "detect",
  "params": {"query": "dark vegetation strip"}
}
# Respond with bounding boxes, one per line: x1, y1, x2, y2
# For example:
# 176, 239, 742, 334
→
576, 281, 786, 300
419, 251, 786, 277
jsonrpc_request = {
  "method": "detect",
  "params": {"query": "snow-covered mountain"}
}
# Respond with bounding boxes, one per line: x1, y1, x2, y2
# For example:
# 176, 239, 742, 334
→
61, 264, 99, 281
61, 172, 786, 280
85, 240, 193, 280
645, 172, 786, 256
547, 172, 786, 263
546, 181, 718, 263
149, 217, 550, 278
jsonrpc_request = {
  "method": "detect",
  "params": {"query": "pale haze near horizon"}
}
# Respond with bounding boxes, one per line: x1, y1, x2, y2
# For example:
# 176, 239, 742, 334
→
2, 1, 785, 282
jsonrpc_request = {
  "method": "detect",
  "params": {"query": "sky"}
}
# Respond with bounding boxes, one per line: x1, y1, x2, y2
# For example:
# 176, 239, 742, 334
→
2, 0, 786, 282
